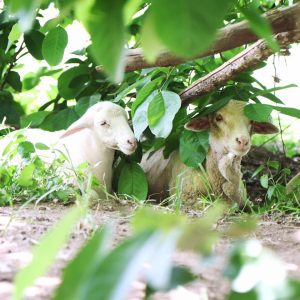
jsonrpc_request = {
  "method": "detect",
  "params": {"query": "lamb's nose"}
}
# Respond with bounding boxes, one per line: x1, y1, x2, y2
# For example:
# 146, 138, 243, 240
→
127, 139, 137, 148
235, 137, 249, 147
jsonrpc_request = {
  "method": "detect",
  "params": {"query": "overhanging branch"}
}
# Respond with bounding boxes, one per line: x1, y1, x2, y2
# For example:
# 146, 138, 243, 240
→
180, 30, 300, 106
96, 3, 300, 73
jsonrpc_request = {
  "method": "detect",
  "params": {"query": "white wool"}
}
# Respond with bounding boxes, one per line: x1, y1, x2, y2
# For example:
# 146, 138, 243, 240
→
0, 101, 137, 199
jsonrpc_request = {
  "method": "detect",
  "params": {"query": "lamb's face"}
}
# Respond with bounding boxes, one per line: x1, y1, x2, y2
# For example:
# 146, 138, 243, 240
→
209, 100, 252, 157
185, 100, 278, 158
93, 103, 137, 155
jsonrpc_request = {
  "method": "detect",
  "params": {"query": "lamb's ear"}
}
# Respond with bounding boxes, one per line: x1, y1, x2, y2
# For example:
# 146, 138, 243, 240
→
60, 113, 93, 139
252, 121, 279, 134
184, 116, 210, 132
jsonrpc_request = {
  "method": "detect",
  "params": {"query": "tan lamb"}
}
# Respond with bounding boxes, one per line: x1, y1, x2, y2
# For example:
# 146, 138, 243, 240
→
141, 100, 278, 206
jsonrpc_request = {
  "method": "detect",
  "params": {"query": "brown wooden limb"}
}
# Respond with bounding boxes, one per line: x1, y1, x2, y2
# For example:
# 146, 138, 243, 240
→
95, 3, 300, 73
179, 30, 300, 106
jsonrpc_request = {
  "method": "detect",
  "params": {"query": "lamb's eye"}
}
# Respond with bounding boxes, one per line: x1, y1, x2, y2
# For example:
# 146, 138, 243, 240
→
216, 114, 223, 122
100, 121, 109, 127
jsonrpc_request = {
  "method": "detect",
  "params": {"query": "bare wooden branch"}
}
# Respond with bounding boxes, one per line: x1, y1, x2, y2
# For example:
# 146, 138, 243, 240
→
95, 3, 300, 73
180, 30, 300, 106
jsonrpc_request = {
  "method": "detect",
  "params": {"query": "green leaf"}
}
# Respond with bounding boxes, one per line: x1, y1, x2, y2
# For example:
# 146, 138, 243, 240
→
271, 105, 300, 119
244, 104, 273, 122
42, 26, 68, 66
72, 230, 156, 300
150, 0, 234, 57
260, 174, 269, 189
6, 71, 22, 92
148, 91, 181, 138
41, 108, 79, 131
179, 130, 209, 168
147, 92, 165, 127
14, 205, 85, 300
8, 23, 22, 45
17, 163, 35, 187
118, 162, 148, 201
133, 91, 158, 140
57, 66, 90, 100
8, 0, 41, 32
75, 94, 101, 117
132, 77, 164, 115
77, 0, 125, 82
20, 111, 51, 128
53, 227, 111, 300
238, 2, 279, 52
35, 143, 50, 150
141, 13, 165, 63
24, 30, 45, 60
17, 141, 35, 158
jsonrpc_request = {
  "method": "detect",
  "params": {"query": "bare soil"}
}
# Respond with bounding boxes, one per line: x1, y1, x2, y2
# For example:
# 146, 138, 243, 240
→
1, 147, 300, 300
1, 202, 300, 300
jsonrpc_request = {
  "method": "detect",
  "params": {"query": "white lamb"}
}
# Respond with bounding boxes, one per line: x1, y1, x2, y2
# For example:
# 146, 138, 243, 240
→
141, 100, 278, 206
0, 101, 137, 198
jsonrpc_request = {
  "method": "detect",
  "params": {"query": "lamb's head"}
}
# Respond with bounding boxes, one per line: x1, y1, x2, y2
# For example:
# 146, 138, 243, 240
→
61, 101, 137, 155
185, 100, 278, 157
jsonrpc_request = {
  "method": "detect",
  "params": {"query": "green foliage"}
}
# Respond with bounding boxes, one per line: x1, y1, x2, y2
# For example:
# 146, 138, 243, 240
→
179, 130, 209, 168
150, 0, 234, 57
42, 26, 68, 66
0, 135, 75, 205
118, 162, 148, 201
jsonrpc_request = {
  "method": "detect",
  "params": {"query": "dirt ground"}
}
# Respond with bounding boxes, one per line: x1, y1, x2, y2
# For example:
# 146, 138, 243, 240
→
1, 202, 300, 300
1, 146, 300, 300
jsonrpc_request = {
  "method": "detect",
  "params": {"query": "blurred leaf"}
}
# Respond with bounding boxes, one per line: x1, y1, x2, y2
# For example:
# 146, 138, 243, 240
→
21, 111, 51, 128
14, 205, 85, 300
24, 30, 45, 60
132, 207, 186, 233
35, 142, 50, 150
123, 0, 143, 25
150, 0, 234, 57
148, 91, 181, 138
141, 13, 165, 63
8, 0, 41, 32
57, 66, 90, 100
42, 26, 68, 66
53, 227, 111, 300
17, 141, 35, 158
260, 174, 269, 188
17, 163, 35, 186
41, 108, 79, 131
179, 130, 209, 168
118, 162, 148, 201
244, 104, 273, 122
238, 2, 279, 52
22, 73, 40, 91
251, 165, 265, 178
75, 94, 101, 116
6, 71, 22, 92
77, 0, 125, 82
225, 217, 257, 238
8, 23, 22, 46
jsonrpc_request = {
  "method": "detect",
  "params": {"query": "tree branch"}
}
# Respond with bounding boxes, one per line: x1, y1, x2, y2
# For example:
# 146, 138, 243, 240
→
180, 30, 300, 106
96, 3, 300, 73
